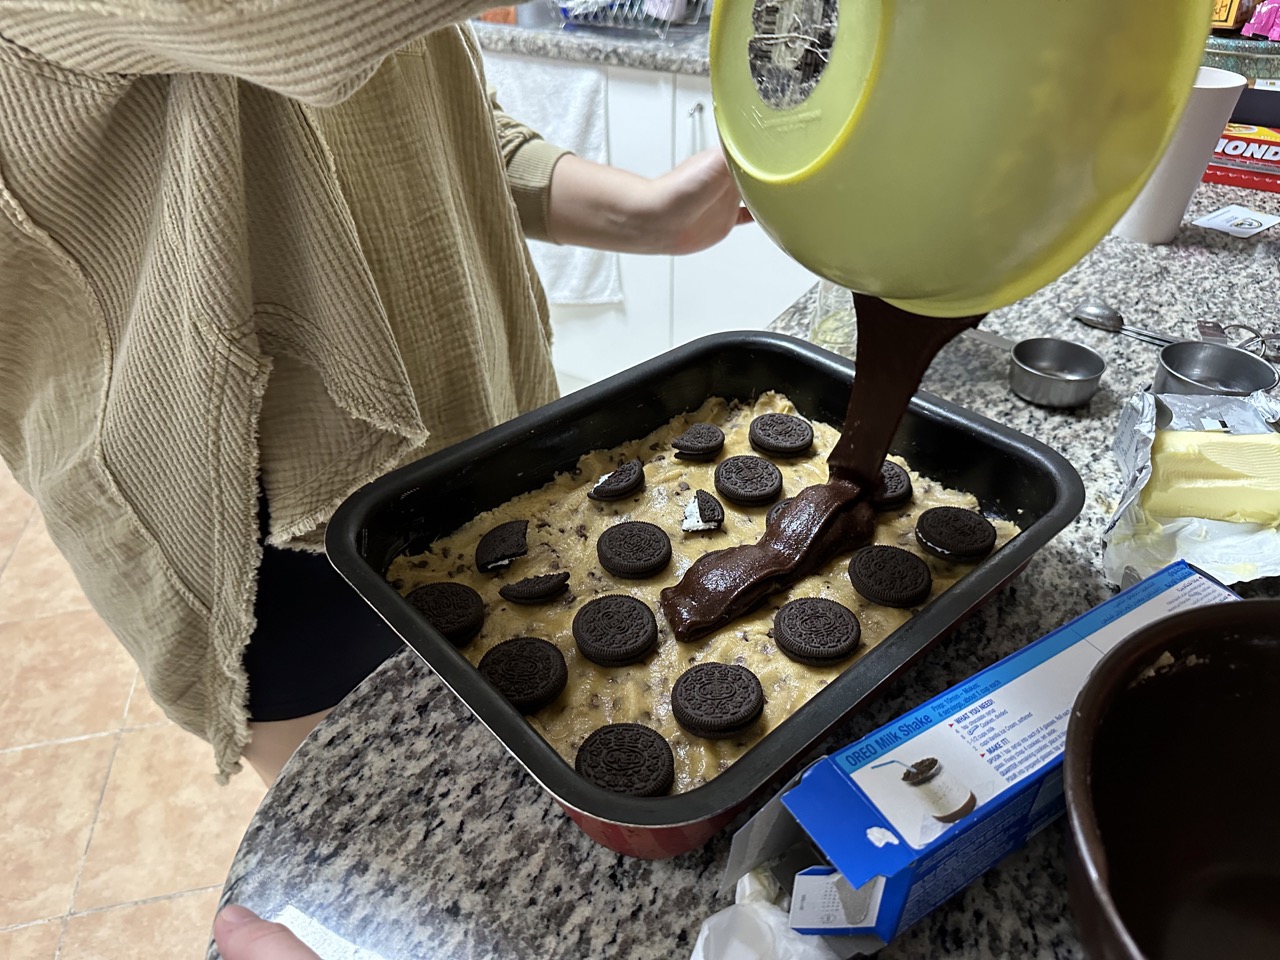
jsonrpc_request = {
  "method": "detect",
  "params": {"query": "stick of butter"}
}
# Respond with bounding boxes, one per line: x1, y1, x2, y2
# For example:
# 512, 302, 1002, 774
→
1141, 430, 1280, 524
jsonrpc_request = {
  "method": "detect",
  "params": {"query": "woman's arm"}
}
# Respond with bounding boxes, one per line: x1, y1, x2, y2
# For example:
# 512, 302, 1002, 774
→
546, 149, 753, 255
488, 96, 573, 243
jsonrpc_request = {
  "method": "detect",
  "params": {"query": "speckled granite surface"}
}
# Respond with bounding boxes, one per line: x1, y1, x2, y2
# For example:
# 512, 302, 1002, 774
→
211, 182, 1279, 959
472, 20, 710, 75
1203, 33, 1280, 79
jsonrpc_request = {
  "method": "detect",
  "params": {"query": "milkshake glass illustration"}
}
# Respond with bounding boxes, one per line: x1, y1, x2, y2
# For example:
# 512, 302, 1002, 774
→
901, 757, 977, 824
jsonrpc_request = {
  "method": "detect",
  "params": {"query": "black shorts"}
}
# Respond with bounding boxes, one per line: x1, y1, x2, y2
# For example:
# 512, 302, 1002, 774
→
243, 496, 403, 722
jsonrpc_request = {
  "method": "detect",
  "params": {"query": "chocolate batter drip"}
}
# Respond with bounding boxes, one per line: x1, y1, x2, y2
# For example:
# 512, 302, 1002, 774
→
659, 295, 983, 642
828, 295, 984, 491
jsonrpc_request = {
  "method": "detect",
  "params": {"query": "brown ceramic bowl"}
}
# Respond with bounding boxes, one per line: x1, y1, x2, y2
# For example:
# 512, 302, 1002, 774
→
1064, 598, 1280, 960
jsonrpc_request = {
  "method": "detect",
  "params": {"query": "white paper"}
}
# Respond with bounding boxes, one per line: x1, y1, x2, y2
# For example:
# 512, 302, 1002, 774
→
1102, 389, 1280, 586
1191, 204, 1280, 238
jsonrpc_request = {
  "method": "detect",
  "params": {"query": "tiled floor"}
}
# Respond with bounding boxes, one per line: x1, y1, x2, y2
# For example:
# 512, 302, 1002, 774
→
0, 464, 266, 959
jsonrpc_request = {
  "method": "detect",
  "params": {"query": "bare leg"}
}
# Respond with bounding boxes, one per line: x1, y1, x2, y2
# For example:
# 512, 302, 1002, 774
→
242, 709, 332, 787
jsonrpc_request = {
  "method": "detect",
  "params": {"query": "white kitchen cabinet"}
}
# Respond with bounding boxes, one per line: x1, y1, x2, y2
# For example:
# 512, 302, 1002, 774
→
670, 75, 819, 346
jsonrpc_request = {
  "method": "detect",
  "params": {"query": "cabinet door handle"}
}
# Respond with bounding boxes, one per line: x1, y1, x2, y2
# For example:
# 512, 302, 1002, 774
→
688, 100, 706, 156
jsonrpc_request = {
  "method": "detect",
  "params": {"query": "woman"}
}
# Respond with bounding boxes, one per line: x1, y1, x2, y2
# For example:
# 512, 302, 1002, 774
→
0, 1, 748, 783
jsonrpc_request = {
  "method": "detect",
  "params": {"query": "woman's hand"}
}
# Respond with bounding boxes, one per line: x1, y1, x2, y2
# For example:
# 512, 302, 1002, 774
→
646, 148, 755, 255
546, 148, 752, 255
214, 905, 321, 960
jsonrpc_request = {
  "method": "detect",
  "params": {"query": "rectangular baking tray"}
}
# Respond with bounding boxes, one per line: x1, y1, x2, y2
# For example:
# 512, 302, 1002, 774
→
327, 332, 1085, 857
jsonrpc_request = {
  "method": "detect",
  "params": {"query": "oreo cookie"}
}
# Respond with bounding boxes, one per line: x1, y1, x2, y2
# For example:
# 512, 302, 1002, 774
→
682, 489, 725, 533
748, 413, 814, 457
672, 423, 725, 462
572, 595, 659, 667
478, 636, 567, 713
597, 521, 671, 579
848, 545, 933, 608
773, 598, 862, 666
575, 724, 674, 797
475, 519, 528, 573
406, 582, 485, 647
871, 460, 913, 511
915, 506, 997, 563
766, 497, 793, 527
588, 459, 645, 501
671, 663, 765, 740
498, 572, 570, 605
714, 455, 783, 506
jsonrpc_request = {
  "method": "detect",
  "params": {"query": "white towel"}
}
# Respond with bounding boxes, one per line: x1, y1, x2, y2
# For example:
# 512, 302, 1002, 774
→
484, 53, 624, 305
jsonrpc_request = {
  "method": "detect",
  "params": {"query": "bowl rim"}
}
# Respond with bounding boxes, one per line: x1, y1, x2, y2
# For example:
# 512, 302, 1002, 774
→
1062, 597, 1280, 959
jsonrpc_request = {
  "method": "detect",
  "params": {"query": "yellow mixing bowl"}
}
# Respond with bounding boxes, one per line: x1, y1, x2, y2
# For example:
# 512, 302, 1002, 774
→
711, 1, 1209, 317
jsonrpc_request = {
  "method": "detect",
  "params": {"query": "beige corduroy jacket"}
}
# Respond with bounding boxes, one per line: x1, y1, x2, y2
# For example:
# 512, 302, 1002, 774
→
0, 2, 568, 779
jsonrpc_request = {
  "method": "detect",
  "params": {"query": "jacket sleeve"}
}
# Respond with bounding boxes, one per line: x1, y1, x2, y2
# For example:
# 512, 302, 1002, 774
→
488, 89, 572, 243
0, 0, 497, 106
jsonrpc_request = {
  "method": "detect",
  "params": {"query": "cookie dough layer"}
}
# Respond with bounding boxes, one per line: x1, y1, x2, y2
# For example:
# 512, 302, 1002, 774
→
389, 393, 1019, 795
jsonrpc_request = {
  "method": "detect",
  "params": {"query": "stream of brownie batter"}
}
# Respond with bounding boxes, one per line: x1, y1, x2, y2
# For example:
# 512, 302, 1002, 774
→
659, 294, 983, 641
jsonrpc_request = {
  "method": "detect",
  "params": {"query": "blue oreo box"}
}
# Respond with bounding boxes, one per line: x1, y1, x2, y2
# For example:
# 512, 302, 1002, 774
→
719, 562, 1238, 955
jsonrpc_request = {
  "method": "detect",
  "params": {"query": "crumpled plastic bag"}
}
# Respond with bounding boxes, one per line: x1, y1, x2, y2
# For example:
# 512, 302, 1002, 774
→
690, 870, 844, 960
1102, 389, 1280, 587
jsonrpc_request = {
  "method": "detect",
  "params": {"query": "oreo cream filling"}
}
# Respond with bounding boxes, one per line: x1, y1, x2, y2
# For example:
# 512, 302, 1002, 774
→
682, 498, 719, 532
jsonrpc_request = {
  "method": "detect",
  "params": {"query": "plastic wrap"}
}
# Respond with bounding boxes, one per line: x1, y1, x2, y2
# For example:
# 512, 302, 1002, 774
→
690, 871, 844, 960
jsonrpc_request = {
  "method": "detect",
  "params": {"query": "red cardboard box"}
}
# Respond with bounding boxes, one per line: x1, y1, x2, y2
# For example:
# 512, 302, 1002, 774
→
1202, 122, 1280, 193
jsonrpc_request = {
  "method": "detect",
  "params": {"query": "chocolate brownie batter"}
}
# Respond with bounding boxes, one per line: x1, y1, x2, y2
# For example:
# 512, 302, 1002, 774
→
660, 295, 981, 640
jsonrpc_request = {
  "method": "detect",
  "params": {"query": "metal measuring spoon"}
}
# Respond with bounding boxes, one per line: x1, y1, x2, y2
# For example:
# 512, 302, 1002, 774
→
1070, 301, 1179, 347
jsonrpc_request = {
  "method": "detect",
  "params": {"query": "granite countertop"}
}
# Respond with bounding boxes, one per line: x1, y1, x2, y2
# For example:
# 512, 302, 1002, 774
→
210, 182, 1279, 960
472, 18, 710, 75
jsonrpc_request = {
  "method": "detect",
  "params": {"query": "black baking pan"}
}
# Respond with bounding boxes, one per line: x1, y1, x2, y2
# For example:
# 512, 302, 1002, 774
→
326, 331, 1085, 857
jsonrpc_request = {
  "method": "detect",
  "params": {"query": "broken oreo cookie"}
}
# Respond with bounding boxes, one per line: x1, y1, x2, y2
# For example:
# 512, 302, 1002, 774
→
597, 521, 671, 579
588, 459, 645, 501
405, 582, 485, 647
848, 545, 933, 608
748, 413, 813, 457
475, 519, 528, 573
774, 598, 862, 666
714, 455, 783, 506
478, 636, 567, 713
915, 506, 997, 563
871, 460, 913, 511
575, 723, 674, 797
672, 423, 725, 462
681, 489, 725, 533
766, 497, 793, 527
498, 571, 570, 605
671, 663, 765, 740
572, 594, 659, 667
